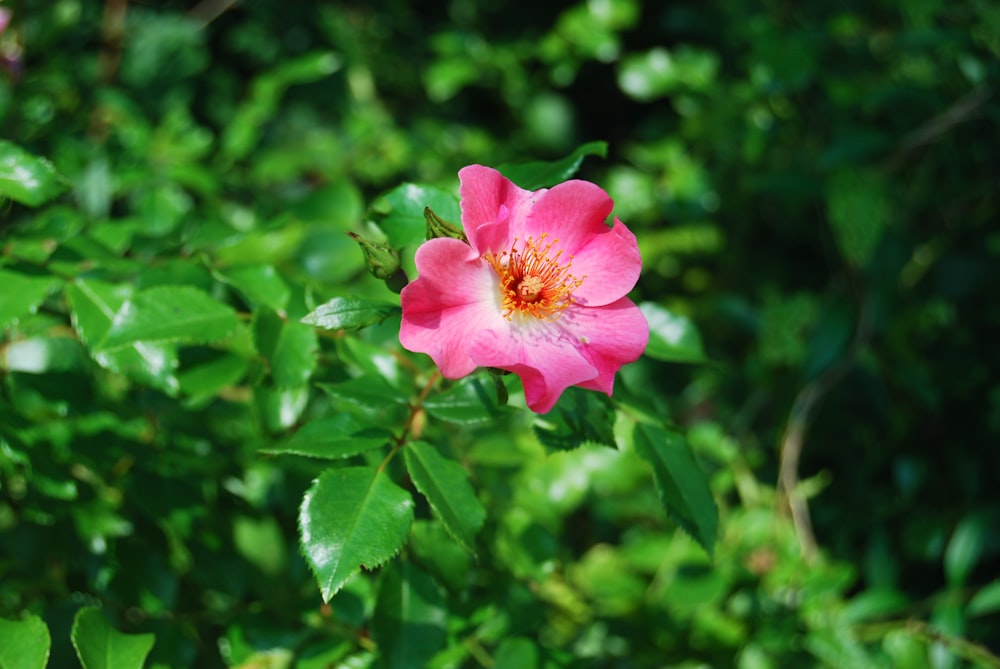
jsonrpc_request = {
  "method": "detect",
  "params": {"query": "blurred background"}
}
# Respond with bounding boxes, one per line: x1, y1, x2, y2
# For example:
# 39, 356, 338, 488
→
1, 0, 999, 667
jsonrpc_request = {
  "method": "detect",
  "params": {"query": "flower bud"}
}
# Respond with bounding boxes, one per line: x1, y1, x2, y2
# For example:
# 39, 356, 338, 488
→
347, 231, 401, 280
424, 206, 467, 242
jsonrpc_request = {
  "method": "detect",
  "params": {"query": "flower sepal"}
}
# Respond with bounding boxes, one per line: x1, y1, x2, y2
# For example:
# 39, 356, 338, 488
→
424, 206, 467, 243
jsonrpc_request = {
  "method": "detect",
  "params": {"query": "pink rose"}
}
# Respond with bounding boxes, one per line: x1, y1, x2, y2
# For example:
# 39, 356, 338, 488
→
400, 165, 648, 413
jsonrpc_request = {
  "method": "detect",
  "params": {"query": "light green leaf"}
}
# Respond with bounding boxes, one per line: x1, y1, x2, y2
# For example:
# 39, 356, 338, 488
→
372, 562, 447, 669
66, 279, 180, 394
404, 441, 486, 554
299, 467, 414, 601
261, 414, 391, 459
632, 423, 717, 557
968, 579, 1000, 617
0, 615, 51, 669
493, 637, 540, 669
0, 140, 68, 207
98, 285, 239, 350
301, 297, 400, 331
255, 310, 318, 387
71, 607, 155, 669
0, 269, 60, 330
218, 264, 291, 313
640, 302, 706, 363
498, 141, 608, 190
944, 514, 986, 587
377, 184, 461, 250
177, 352, 249, 401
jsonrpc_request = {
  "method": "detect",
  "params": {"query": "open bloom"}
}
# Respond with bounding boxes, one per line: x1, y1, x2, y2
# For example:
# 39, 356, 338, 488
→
400, 165, 648, 413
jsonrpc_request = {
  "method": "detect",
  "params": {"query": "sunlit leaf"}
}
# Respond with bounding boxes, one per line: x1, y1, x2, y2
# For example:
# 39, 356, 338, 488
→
299, 467, 414, 601
0, 140, 68, 207
376, 183, 461, 250
404, 441, 486, 554
0, 615, 51, 669
640, 302, 705, 363
498, 141, 608, 190
493, 638, 540, 669
218, 264, 291, 313
372, 561, 447, 669
301, 296, 400, 331
632, 423, 717, 557
0, 270, 60, 330
71, 607, 155, 669
97, 285, 239, 350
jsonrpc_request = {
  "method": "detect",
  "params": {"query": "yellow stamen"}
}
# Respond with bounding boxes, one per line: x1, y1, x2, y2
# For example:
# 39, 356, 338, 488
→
483, 234, 585, 320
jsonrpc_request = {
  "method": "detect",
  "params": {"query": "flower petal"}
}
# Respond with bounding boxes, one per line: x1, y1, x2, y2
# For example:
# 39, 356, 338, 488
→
520, 179, 614, 256
467, 318, 598, 413
558, 298, 649, 395
567, 218, 642, 307
458, 165, 537, 255
400, 238, 504, 378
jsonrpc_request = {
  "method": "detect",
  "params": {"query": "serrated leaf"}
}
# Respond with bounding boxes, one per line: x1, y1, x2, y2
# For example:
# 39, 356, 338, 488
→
66, 279, 179, 394
404, 442, 485, 554
301, 297, 400, 331
0, 140, 68, 207
532, 387, 615, 451
261, 414, 391, 459
0, 270, 60, 330
372, 561, 447, 669
0, 615, 51, 669
299, 467, 414, 601
497, 141, 608, 191
423, 376, 505, 425
98, 285, 239, 350
632, 423, 717, 557
71, 607, 155, 669
640, 302, 705, 363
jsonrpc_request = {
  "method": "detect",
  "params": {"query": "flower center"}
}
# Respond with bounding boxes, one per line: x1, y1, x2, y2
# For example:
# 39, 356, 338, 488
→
484, 234, 584, 320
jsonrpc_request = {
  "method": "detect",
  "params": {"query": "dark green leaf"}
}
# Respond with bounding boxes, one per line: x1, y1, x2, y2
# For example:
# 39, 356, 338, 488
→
640, 302, 705, 363
424, 376, 506, 425
493, 638, 539, 669
176, 352, 249, 401
404, 441, 486, 554
0, 615, 51, 669
827, 169, 890, 268
0, 140, 68, 207
261, 414, 391, 459
0, 270, 60, 330
408, 520, 471, 593
301, 296, 400, 331
218, 264, 291, 313
318, 376, 410, 424
533, 387, 615, 451
968, 579, 1000, 618
497, 141, 607, 190
97, 285, 239, 350
632, 423, 717, 557
71, 607, 155, 669
372, 561, 447, 669
255, 309, 318, 387
299, 466, 414, 601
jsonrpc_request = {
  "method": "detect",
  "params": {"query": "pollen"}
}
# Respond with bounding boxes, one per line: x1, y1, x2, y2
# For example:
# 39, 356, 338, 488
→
484, 234, 585, 320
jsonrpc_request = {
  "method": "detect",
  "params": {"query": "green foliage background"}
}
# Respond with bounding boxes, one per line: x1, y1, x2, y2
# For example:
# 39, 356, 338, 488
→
1, 0, 999, 667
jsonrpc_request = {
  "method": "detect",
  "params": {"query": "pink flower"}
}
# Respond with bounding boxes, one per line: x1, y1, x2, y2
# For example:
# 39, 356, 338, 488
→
400, 165, 649, 413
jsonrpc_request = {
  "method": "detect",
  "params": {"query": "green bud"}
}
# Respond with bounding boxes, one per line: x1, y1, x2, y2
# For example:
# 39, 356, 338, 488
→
347, 232, 401, 280
424, 206, 467, 242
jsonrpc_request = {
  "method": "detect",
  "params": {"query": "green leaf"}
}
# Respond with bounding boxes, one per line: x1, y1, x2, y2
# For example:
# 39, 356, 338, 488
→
372, 561, 447, 669
98, 285, 239, 350
640, 302, 705, 363
532, 387, 615, 451
968, 579, 1000, 617
71, 607, 155, 669
0, 615, 51, 669
66, 279, 180, 394
0, 140, 68, 207
255, 310, 318, 387
404, 441, 486, 554
632, 423, 717, 557
301, 297, 400, 331
261, 414, 391, 459
423, 376, 506, 425
497, 141, 607, 190
827, 169, 889, 267
493, 638, 539, 669
377, 184, 462, 250
299, 466, 414, 601
318, 376, 410, 424
944, 514, 986, 587
0, 270, 60, 330
177, 352, 249, 401
218, 264, 291, 313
